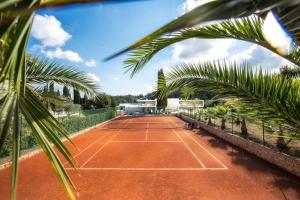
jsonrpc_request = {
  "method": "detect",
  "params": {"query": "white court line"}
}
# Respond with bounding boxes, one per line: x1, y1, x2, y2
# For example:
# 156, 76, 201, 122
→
172, 129, 206, 169
63, 132, 109, 166
79, 118, 130, 168
66, 167, 228, 171
183, 130, 228, 169
110, 141, 181, 143
80, 130, 121, 168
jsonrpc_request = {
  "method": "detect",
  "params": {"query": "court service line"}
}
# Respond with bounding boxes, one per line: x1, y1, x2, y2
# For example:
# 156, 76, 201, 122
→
110, 141, 181, 143
79, 118, 130, 168
172, 129, 206, 169
66, 167, 228, 171
182, 130, 228, 169
79, 130, 121, 168
63, 132, 110, 166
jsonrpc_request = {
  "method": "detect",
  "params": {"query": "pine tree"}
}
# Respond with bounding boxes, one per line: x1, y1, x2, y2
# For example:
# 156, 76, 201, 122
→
73, 89, 81, 104
83, 94, 88, 105
63, 86, 70, 97
49, 82, 55, 93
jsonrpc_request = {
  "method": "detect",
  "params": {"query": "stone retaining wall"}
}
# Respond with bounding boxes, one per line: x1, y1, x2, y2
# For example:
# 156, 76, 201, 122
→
178, 114, 300, 178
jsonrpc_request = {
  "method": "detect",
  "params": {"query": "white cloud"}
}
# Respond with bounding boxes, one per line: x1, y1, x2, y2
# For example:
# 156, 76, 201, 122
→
144, 84, 154, 93
229, 44, 292, 72
172, 0, 238, 63
173, 38, 235, 61
41, 48, 83, 62
113, 76, 119, 81
85, 59, 97, 67
182, 0, 212, 12
31, 14, 71, 47
31, 14, 99, 65
87, 73, 100, 82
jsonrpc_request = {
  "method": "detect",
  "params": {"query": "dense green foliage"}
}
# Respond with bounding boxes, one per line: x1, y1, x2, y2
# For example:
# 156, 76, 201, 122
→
0, 108, 117, 158
125, 15, 300, 77
1, 0, 300, 199
157, 69, 167, 108
162, 61, 300, 139
63, 86, 71, 98
73, 89, 81, 104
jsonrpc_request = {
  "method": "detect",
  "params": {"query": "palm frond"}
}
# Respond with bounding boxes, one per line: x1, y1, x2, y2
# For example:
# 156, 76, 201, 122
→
0, 0, 140, 23
107, 0, 300, 60
19, 87, 77, 199
161, 61, 300, 133
26, 56, 99, 98
125, 15, 300, 77
280, 65, 300, 78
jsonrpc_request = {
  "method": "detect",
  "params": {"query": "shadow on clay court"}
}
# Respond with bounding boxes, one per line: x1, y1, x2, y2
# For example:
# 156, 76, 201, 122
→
192, 128, 300, 199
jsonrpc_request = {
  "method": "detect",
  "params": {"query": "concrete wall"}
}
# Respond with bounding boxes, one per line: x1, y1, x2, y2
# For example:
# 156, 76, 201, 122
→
178, 114, 300, 178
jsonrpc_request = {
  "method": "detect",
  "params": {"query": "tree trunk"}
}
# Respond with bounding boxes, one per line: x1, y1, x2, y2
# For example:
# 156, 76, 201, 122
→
221, 118, 226, 130
208, 116, 212, 125
241, 117, 248, 136
235, 117, 241, 125
276, 132, 287, 151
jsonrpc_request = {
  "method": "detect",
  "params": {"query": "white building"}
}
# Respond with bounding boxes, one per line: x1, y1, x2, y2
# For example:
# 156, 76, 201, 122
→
119, 99, 157, 115
119, 98, 203, 115
166, 98, 204, 113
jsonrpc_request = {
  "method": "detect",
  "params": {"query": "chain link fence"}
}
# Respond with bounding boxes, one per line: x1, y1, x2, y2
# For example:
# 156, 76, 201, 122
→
180, 109, 300, 159
0, 107, 117, 159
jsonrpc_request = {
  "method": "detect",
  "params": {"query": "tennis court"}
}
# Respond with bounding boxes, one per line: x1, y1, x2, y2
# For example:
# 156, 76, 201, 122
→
0, 116, 300, 199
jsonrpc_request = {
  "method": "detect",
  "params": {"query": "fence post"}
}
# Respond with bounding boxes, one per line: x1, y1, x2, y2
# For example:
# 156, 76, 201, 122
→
77, 109, 81, 131
231, 114, 234, 135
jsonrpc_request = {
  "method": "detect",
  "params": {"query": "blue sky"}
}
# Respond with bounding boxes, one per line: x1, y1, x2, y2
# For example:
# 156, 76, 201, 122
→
28, 0, 183, 95
28, 0, 291, 95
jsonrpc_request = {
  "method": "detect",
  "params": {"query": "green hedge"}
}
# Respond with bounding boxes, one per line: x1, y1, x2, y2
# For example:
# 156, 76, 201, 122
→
0, 107, 117, 158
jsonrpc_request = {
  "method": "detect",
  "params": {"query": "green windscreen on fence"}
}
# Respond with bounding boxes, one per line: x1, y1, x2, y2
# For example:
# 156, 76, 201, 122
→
0, 107, 117, 158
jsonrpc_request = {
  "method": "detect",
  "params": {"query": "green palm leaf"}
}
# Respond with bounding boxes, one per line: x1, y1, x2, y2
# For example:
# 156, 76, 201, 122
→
20, 87, 77, 199
106, 0, 300, 60
280, 65, 300, 78
26, 56, 99, 98
125, 15, 300, 77
161, 61, 300, 135
0, 55, 101, 199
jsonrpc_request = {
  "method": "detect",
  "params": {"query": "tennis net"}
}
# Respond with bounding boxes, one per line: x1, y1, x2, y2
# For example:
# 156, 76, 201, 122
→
98, 122, 187, 129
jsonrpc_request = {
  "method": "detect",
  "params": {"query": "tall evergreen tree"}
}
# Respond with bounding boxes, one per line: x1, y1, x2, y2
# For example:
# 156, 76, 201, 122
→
73, 89, 81, 104
157, 69, 167, 109
43, 84, 48, 93
83, 94, 88, 105
49, 82, 55, 93
63, 86, 70, 97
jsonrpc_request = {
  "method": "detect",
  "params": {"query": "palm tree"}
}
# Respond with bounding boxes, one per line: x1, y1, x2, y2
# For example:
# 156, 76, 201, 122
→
1, 55, 99, 199
158, 61, 300, 139
1, 1, 299, 199
215, 106, 228, 130
206, 107, 215, 126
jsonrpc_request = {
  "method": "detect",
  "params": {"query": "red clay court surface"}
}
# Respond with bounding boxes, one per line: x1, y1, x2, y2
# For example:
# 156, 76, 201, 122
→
0, 116, 300, 200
